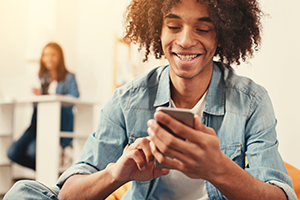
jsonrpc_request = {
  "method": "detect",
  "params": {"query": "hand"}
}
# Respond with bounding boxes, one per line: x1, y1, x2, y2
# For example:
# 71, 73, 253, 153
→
147, 111, 225, 180
32, 88, 42, 95
108, 137, 169, 183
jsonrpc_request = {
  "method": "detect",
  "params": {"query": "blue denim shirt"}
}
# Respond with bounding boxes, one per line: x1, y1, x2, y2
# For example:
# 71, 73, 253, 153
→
57, 63, 297, 199
56, 73, 80, 98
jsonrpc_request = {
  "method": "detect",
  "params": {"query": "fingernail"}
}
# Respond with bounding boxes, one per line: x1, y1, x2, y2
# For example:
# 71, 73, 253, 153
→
149, 141, 154, 147
147, 127, 153, 136
147, 120, 155, 127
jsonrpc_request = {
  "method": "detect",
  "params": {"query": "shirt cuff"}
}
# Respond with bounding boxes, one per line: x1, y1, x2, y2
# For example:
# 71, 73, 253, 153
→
268, 180, 298, 200
56, 162, 99, 188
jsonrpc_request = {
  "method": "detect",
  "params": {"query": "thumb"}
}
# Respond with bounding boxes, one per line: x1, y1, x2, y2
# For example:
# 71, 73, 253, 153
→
194, 114, 205, 131
153, 167, 170, 178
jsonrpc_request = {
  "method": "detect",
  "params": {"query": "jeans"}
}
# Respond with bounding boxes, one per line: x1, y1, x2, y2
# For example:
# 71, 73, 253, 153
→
3, 180, 59, 200
7, 108, 38, 170
7, 107, 73, 170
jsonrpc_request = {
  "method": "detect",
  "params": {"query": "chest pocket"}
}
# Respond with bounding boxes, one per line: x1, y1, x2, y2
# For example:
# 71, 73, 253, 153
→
221, 143, 244, 168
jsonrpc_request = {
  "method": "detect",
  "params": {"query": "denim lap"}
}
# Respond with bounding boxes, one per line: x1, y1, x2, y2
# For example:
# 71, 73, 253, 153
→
3, 180, 59, 200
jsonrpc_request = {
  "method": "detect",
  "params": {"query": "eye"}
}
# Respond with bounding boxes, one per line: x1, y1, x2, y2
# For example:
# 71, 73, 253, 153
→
168, 26, 180, 30
196, 29, 210, 33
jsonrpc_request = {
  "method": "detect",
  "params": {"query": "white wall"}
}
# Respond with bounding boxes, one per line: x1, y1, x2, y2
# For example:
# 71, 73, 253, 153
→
0, 0, 299, 172
75, 0, 125, 102
0, 0, 31, 98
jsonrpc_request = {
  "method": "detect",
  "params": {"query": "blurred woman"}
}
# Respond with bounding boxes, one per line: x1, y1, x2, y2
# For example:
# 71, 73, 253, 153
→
7, 42, 79, 170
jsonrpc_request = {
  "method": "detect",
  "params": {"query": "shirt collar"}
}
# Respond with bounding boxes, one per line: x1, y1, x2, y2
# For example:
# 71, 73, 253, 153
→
153, 65, 170, 107
204, 62, 225, 116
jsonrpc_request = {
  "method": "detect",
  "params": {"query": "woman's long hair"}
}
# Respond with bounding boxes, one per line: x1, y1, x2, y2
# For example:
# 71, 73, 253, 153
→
39, 42, 69, 81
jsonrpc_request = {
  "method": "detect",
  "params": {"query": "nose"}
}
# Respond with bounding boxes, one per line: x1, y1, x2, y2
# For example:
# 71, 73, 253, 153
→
175, 27, 197, 49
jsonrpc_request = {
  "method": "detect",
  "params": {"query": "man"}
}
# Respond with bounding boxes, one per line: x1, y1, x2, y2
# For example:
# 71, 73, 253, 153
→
4, 0, 297, 199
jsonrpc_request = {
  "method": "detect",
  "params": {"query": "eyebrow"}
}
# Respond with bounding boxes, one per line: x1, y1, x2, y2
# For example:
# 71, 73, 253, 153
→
164, 13, 213, 23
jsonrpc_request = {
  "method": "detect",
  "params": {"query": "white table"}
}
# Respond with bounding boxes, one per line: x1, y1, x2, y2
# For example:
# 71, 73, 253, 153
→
0, 99, 14, 194
14, 95, 95, 187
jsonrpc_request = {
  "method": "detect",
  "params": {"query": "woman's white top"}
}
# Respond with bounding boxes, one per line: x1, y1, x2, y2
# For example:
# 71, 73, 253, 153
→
48, 80, 58, 95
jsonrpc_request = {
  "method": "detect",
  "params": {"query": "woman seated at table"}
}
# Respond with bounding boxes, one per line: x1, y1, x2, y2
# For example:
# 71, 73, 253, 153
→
7, 42, 80, 170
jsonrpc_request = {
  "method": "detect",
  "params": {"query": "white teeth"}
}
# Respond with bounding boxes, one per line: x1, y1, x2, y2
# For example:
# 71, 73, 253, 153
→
177, 54, 198, 61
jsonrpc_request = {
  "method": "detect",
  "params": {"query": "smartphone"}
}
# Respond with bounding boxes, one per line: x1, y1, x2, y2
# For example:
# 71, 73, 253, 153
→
154, 107, 194, 168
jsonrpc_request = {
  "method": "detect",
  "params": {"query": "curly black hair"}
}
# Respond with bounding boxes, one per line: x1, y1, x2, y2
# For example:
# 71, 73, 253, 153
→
123, 0, 264, 66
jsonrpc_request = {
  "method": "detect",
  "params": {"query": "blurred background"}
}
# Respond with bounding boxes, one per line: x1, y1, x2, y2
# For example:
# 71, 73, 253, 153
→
0, 0, 299, 179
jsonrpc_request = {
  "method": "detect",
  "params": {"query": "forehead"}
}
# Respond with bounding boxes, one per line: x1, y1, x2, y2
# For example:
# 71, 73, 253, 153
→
163, 0, 211, 21
43, 46, 59, 54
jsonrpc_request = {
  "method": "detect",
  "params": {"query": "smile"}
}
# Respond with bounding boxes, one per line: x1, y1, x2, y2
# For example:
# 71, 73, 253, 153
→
175, 53, 200, 61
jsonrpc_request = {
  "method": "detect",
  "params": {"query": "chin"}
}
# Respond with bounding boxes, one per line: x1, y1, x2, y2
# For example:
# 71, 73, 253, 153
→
176, 72, 200, 79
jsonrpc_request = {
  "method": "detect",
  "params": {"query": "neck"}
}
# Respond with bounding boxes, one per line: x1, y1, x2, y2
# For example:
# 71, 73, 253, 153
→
48, 70, 57, 81
170, 65, 213, 109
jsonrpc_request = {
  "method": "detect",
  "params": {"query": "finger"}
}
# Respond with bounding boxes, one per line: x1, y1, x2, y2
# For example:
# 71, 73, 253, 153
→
194, 115, 215, 136
129, 148, 148, 171
141, 138, 155, 165
129, 137, 154, 166
150, 113, 214, 166
154, 111, 197, 140
149, 140, 172, 167
152, 167, 170, 178
154, 111, 200, 145
126, 149, 146, 171
150, 141, 186, 170
147, 120, 186, 158
194, 114, 204, 131
150, 114, 209, 166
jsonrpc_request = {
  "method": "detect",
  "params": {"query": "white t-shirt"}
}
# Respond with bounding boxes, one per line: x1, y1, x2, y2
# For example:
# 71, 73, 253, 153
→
151, 92, 208, 200
48, 80, 58, 95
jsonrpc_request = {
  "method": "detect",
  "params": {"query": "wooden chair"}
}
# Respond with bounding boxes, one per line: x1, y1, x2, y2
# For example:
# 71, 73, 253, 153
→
284, 162, 300, 199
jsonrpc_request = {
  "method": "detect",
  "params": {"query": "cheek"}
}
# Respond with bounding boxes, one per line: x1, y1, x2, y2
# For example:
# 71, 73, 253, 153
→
160, 27, 171, 50
54, 57, 60, 63
204, 37, 218, 53
160, 38, 167, 54
41, 57, 47, 65
160, 37, 173, 56
53, 56, 60, 64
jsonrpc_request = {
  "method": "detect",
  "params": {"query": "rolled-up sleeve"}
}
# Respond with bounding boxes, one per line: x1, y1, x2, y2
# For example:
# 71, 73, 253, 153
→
56, 162, 98, 188
268, 181, 297, 200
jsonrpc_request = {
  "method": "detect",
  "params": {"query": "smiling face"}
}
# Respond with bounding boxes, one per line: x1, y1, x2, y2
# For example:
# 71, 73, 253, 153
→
161, 0, 218, 80
41, 46, 60, 71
